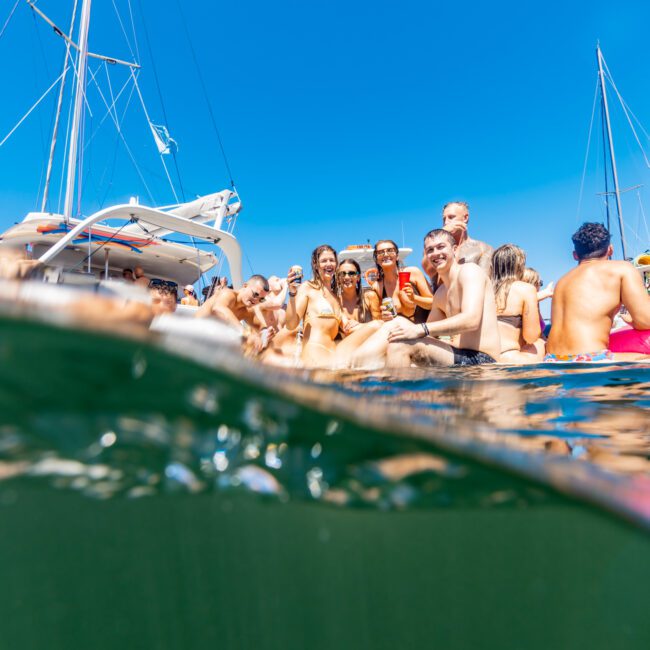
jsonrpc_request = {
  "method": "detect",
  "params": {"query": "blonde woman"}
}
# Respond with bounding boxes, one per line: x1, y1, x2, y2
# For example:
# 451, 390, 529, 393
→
492, 245, 545, 363
285, 246, 379, 368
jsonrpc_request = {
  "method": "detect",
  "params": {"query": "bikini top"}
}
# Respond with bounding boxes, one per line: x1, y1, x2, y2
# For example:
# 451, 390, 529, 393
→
497, 314, 523, 328
305, 292, 341, 326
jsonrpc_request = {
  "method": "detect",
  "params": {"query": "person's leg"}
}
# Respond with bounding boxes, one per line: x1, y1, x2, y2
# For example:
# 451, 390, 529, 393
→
350, 321, 394, 369
386, 338, 455, 368
500, 340, 545, 365
333, 320, 383, 367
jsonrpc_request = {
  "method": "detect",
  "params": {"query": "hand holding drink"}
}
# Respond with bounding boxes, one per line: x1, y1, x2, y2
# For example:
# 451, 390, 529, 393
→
398, 270, 411, 290
381, 297, 397, 320
288, 265, 303, 295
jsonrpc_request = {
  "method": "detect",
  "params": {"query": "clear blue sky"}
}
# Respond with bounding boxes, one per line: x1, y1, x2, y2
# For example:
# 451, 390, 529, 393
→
1, 0, 650, 314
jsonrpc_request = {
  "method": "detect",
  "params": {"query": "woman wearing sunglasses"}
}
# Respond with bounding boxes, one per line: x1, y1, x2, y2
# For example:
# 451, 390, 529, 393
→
336, 258, 381, 334
285, 246, 380, 368
371, 240, 433, 322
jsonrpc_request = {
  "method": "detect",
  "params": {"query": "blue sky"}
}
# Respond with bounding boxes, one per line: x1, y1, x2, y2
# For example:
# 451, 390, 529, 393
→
1, 0, 650, 313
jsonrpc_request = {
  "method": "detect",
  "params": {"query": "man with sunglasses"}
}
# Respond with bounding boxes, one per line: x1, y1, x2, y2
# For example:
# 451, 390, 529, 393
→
196, 274, 274, 351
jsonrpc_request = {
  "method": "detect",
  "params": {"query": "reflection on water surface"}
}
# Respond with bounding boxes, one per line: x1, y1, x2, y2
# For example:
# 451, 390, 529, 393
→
0, 316, 648, 529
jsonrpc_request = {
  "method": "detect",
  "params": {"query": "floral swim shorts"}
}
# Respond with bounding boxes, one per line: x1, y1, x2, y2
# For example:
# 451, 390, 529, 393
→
543, 350, 615, 363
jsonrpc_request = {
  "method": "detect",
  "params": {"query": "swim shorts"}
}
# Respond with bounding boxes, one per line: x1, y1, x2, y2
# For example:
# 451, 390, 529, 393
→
543, 350, 614, 363
452, 348, 496, 366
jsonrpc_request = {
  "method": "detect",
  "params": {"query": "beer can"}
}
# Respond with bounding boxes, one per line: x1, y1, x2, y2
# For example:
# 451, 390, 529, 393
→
291, 265, 303, 284
381, 297, 397, 317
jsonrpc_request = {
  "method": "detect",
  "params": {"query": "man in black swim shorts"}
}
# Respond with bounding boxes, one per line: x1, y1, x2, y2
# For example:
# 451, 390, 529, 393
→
385, 229, 501, 368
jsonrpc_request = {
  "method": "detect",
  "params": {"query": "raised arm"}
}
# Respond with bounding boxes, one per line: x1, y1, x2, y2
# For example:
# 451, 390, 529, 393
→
284, 270, 309, 330
364, 290, 382, 320
476, 244, 494, 278
262, 278, 288, 310
402, 267, 433, 311
621, 265, 650, 330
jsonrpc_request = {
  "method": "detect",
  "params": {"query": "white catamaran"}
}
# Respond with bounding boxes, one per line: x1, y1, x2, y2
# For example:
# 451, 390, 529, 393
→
0, 0, 244, 295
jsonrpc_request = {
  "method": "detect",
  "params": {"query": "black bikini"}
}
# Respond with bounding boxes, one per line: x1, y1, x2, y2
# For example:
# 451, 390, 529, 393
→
497, 314, 523, 328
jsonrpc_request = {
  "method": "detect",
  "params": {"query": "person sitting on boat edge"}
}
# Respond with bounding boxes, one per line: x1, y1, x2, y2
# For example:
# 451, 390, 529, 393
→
337, 258, 382, 332
195, 273, 274, 353
351, 229, 501, 368
545, 222, 650, 362
371, 239, 432, 322
441, 201, 494, 277
181, 284, 199, 307
491, 244, 545, 364
522, 266, 553, 337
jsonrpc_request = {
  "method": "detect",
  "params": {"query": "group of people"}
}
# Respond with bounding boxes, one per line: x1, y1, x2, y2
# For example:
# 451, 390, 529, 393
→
2, 200, 647, 369
191, 201, 650, 368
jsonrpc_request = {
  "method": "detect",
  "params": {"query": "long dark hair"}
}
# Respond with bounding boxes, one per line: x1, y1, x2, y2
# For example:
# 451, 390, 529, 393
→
310, 244, 338, 291
373, 239, 400, 281
337, 258, 366, 322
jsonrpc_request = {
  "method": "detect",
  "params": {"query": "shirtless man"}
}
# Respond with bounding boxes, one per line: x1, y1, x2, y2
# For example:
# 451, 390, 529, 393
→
441, 201, 493, 277
133, 265, 149, 288
546, 222, 650, 362
195, 274, 273, 349
352, 229, 500, 368
385, 229, 501, 367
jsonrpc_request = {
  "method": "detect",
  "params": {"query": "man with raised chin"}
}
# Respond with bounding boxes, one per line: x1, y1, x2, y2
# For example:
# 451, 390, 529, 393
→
441, 201, 493, 277
195, 274, 274, 351
385, 229, 501, 367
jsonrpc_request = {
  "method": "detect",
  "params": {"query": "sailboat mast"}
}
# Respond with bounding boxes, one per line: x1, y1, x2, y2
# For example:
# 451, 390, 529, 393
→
63, 0, 92, 222
597, 45, 628, 259
41, 1, 79, 213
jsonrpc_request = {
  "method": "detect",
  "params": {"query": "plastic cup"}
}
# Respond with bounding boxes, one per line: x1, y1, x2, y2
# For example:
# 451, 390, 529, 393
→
398, 271, 411, 290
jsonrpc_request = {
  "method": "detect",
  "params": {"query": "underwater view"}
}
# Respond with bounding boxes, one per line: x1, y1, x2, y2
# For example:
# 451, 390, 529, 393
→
0, 314, 648, 649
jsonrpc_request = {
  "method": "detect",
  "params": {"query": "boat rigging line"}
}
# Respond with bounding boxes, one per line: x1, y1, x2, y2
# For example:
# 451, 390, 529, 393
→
597, 45, 628, 259
135, 0, 185, 203
576, 76, 600, 223
0, 0, 20, 40
0, 69, 67, 149
172, 0, 237, 193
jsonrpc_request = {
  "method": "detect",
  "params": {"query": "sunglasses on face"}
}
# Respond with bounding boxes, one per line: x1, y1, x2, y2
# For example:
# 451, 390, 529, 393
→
149, 279, 178, 290
338, 270, 359, 277
377, 247, 397, 257
251, 290, 266, 303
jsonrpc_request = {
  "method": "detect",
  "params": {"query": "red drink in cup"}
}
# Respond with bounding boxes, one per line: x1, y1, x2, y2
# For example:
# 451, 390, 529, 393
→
398, 271, 411, 289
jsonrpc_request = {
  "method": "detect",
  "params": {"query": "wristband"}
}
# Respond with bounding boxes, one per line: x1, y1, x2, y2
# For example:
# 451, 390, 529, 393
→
421, 323, 430, 338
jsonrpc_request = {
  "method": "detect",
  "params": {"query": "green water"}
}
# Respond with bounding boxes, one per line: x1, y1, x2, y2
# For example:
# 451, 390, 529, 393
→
0, 315, 648, 649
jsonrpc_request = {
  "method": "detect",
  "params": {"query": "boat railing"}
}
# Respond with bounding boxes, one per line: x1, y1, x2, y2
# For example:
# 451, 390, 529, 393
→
36, 202, 244, 288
